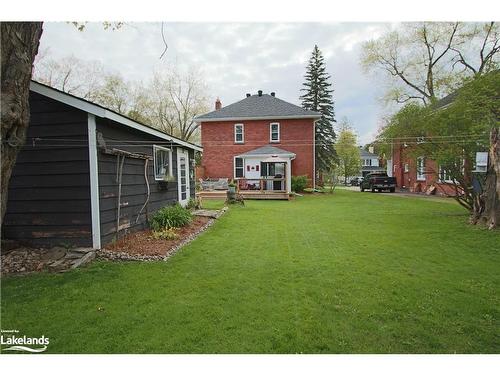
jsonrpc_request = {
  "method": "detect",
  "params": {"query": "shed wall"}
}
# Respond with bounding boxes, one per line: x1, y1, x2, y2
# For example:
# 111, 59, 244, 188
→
3, 92, 92, 247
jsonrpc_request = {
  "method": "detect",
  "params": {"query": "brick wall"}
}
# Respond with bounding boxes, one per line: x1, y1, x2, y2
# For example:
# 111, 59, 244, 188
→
200, 118, 315, 185
392, 143, 461, 196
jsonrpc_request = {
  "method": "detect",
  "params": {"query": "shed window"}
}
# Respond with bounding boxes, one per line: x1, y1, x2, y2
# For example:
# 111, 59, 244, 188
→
416, 157, 425, 181
234, 157, 244, 178
153, 145, 172, 181
270, 123, 280, 142
234, 124, 244, 143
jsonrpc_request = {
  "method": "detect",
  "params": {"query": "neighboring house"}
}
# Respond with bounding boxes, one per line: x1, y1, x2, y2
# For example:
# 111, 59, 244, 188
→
2, 81, 201, 249
195, 90, 321, 199
388, 92, 488, 195
360, 147, 385, 177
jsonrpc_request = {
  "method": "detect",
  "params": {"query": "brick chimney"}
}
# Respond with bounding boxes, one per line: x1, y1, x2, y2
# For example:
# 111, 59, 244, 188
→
215, 97, 222, 111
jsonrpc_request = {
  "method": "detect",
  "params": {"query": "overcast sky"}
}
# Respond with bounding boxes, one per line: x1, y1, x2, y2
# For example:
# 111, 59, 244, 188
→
39, 22, 395, 144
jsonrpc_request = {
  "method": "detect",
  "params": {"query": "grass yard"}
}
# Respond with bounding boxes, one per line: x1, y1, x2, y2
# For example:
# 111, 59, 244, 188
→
1, 190, 499, 353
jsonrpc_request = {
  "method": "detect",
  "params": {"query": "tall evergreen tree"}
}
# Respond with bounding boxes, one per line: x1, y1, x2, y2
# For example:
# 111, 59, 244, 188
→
300, 45, 336, 177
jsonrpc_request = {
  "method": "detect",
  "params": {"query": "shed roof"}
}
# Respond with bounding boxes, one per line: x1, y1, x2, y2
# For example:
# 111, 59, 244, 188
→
30, 81, 202, 152
195, 93, 321, 122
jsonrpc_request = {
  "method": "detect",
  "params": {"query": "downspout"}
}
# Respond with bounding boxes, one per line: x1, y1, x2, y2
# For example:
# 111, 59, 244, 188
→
313, 119, 319, 189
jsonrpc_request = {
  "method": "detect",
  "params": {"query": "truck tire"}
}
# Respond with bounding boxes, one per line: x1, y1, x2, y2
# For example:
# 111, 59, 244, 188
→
371, 186, 375, 193
390, 187, 395, 193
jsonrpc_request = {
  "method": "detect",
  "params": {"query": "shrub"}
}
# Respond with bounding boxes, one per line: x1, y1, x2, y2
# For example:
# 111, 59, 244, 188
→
151, 227, 179, 240
150, 203, 192, 231
291, 175, 308, 193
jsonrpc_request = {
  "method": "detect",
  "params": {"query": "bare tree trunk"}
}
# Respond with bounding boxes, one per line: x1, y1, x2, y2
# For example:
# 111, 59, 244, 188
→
1, 22, 43, 226
472, 127, 500, 228
481, 128, 500, 229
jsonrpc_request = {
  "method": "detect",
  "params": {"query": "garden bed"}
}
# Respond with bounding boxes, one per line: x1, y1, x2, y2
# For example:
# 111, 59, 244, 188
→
100, 216, 213, 260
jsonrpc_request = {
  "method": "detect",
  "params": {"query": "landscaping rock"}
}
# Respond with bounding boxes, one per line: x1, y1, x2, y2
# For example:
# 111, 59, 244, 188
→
71, 251, 96, 269
1, 245, 98, 275
41, 246, 67, 261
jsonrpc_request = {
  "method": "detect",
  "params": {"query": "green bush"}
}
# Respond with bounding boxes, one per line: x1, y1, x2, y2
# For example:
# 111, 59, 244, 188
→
291, 175, 308, 193
150, 203, 192, 231
151, 227, 179, 240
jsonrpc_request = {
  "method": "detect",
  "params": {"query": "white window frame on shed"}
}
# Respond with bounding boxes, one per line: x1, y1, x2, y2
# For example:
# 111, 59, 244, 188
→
234, 123, 244, 144
416, 156, 426, 181
270, 122, 280, 143
153, 145, 173, 181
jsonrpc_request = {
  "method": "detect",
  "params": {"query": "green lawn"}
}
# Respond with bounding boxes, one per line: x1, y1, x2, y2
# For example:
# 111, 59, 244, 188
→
1, 190, 499, 353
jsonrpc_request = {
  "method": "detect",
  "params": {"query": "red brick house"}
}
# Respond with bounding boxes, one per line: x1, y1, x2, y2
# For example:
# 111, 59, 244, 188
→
388, 93, 489, 196
195, 90, 321, 197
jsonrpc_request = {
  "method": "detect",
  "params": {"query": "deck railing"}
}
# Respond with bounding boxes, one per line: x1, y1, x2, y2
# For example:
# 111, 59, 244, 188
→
236, 177, 286, 192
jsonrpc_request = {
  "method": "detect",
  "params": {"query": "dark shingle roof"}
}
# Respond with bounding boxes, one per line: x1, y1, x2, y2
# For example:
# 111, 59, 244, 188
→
434, 91, 459, 109
362, 166, 385, 172
236, 145, 295, 157
195, 94, 321, 121
360, 148, 378, 158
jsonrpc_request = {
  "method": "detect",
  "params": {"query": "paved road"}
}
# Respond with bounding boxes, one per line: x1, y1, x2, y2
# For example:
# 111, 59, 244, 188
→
337, 185, 455, 202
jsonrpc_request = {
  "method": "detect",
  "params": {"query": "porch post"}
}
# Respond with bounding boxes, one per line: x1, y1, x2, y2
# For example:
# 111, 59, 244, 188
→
286, 160, 292, 193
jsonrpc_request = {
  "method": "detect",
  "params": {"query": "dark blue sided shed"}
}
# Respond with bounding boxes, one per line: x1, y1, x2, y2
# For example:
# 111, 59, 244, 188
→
3, 81, 202, 249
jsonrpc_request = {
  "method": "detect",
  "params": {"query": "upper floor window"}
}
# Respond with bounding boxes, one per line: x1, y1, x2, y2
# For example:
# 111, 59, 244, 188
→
363, 159, 372, 166
234, 124, 244, 143
270, 123, 280, 143
153, 145, 172, 181
416, 156, 426, 181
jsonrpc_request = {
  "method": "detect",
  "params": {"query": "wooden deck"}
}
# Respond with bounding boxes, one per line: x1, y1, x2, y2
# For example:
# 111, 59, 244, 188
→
197, 190, 290, 200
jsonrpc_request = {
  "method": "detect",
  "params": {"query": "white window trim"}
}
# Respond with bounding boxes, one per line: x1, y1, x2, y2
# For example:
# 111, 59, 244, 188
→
153, 145, 173, 181
234, 156, 244, 179
438, 166, 454, 183
87, 114, 101, 250
234, 123, 244, 144
416, 156, 426, 181
270, 122, 280, 143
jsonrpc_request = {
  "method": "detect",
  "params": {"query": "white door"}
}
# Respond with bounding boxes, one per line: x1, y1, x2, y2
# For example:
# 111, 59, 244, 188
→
177, 148, 190, 206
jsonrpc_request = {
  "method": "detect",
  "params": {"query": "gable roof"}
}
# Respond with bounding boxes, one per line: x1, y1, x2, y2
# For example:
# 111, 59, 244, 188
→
195, 93, 321, 122
30, 81, 202, 152
360, 148, 378, 158
236, 145, 296, 158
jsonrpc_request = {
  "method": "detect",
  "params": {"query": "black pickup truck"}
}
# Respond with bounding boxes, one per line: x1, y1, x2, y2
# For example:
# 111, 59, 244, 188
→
360, 172, 397, 193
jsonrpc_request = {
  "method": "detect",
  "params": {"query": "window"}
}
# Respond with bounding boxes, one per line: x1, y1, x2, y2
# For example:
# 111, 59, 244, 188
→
438, 166, 454, 183
153, 145, 172, 181
270, 123, 280, 142
363, 159, 372, 166
404, 163, 409, 173
475, 152, 488, 173
416, 157, 425, 181
234, 157, 244, 178
234, 124, 244, 143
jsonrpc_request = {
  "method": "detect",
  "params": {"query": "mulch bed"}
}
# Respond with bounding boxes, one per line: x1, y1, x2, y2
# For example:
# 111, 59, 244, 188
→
103, 216, 211, 257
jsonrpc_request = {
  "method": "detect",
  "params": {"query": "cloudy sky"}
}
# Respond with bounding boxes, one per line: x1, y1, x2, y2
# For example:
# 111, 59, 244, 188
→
39, 22, 395, 144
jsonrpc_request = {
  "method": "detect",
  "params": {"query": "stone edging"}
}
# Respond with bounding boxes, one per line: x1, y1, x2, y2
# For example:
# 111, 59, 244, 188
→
97, 206, 228, 262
